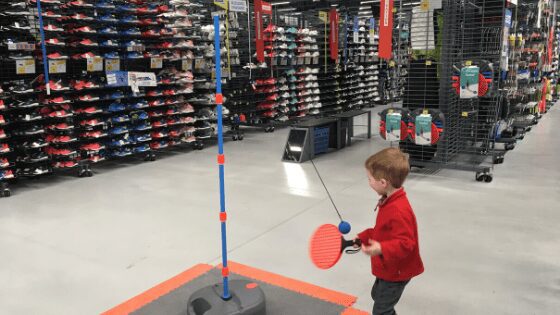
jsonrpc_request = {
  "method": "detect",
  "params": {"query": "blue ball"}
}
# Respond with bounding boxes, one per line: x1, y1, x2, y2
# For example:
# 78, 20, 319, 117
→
338, 221, 351, 234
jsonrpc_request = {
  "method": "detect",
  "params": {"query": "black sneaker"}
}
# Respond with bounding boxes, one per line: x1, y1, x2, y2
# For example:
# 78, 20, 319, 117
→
14, 98, 40, 108
19, 111, 42, 122
9, 19, 31, 30
9, 84, 35, 94
20, 125, 45, 136
22, 139, 47, 149
21, 152, 49, 163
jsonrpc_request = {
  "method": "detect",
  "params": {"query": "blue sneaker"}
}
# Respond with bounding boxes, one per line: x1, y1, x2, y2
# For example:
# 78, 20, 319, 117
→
121, 28, 141, 36
111, 147, 132, 156
100, 40, 118, 47
129, 101, 148, 110
133, 123, 151, 131
132, 134, 151, 143
109, 127, 129, 136
117, 4, 137, 12
99, 14, 118, 23
103, 52, 119, 59
99, 26, 118, 35
96, 0, 115, 9
106, 91, 125, 100
108, 102, 125, 112
133, 144, 150, 153
111, 115, 130, 123
135, 111, 149, 120
119, 16, 139, 24
126, 52, 143, 59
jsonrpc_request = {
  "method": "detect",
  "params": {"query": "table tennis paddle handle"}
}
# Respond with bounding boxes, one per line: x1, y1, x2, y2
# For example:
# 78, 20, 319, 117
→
343, 238, 362, 254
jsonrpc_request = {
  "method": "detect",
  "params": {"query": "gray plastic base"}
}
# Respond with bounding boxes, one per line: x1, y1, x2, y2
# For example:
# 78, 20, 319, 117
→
187, 280, 266, 315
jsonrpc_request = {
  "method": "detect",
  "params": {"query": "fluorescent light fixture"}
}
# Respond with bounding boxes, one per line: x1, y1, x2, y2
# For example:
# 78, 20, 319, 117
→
331, 4, 338, 6
271, 1, 290, 5
360, 0, 376, 3
277, 7, 296, 11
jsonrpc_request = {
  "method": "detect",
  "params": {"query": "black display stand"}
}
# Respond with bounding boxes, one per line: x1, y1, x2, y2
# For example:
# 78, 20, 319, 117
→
282, 118, 340, 163
332, 110, 372, 147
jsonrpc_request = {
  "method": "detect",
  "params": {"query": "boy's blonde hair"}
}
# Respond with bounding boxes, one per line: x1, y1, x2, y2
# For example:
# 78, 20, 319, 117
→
365, 148, 410, 188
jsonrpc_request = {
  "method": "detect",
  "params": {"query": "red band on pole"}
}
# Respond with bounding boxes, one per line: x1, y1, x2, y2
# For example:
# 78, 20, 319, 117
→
222, 267, 229, 277
217, 154, 225, 164
216, 93, 223, 104
379, 0, 394, 60
220, 212, 227, 222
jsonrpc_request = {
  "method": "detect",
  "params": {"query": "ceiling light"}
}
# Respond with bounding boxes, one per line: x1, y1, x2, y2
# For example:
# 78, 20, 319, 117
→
271, 1, 290, 5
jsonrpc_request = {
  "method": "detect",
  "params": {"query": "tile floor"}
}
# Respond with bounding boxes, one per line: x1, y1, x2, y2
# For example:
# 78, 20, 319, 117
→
1, 105, 559, 315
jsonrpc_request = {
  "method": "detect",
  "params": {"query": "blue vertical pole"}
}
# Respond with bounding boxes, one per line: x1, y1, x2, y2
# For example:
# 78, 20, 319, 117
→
36, 0, 51, 95
214, 15, 230, 300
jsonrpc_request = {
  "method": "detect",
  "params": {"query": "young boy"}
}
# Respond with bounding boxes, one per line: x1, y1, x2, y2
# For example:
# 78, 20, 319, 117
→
357, 147, 424, 315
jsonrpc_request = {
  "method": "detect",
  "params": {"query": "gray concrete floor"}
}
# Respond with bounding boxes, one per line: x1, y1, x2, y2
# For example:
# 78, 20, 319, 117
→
1, 105, 559, 315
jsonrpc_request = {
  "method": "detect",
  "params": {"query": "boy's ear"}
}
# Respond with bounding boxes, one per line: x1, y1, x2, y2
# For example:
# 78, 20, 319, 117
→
380, 178, 388, 187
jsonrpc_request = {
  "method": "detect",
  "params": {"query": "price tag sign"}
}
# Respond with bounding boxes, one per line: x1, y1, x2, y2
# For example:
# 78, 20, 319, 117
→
106, 73, 118, 85
319, 11, 328, 23
462, 112, 469, 117
426, 60, 432, 66
105, 58, 120, 71
465, 60, 472, 66
16, 59, 35, 75
182, 59, 193, 71
87, 57, 103, 72
151, 57, 163, 69
423, 109, 429, 115
389, 60, 396, 67
48, 59, 66, 74
420, 0, 429, 11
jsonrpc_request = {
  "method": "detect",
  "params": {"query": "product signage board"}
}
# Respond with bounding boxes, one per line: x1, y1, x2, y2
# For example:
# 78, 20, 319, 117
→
16, 59, 35, 75
319, 11, 328, 23
370, 18, 376, 43
330, 9, 339, 61
150, 57, 163, 69
48, 59, 66, 74
87, 57, 104, 72
460, 66, 480, 99
379, 0, 394, 59
229, 0, 247, 12
353, 16, 359, 43
105, 58, 120, 71
214, 0, 228, 9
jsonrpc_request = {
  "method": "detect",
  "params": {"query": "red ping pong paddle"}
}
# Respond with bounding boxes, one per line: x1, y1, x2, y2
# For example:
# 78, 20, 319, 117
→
309, 224, 362, 270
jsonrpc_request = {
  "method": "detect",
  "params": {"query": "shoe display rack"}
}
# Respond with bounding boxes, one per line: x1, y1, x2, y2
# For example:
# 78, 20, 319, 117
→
340, 17, 381, 109
1, 1, 53, 192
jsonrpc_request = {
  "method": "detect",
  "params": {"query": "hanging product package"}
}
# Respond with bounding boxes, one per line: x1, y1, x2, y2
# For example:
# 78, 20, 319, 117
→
385, 112, 403, 141
460, 66, 479, 99
414, 114, 433, 145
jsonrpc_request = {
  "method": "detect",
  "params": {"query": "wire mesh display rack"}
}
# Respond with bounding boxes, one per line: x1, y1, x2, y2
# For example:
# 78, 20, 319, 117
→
392, 0, 508, 182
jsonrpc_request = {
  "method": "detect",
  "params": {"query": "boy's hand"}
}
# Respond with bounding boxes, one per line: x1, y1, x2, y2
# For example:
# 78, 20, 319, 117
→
361, 240, 382, 256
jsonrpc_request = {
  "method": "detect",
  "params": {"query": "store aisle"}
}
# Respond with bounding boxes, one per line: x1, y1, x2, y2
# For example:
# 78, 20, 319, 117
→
1, 106, 559, 315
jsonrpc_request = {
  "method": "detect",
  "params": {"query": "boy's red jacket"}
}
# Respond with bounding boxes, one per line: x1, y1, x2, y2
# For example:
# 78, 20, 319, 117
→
358, 188, 424, 282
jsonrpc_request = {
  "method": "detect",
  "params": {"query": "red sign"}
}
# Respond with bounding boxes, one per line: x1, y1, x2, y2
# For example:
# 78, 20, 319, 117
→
329, 9, 339, 61
261, 1, 272, 15
548, 28, 554, 65
254, 0, 265, 62
379, 0, 393, 60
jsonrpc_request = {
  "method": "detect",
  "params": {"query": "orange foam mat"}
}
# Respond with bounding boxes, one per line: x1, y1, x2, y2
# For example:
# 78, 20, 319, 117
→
341, 307, 371, 315
101, 263, 213, 315
220, 261, 357, 307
